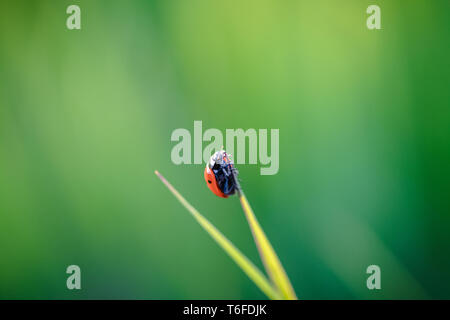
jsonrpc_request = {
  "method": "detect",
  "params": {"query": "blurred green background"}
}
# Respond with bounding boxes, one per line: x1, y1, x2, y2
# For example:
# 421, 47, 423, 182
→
0, 0, 449, 299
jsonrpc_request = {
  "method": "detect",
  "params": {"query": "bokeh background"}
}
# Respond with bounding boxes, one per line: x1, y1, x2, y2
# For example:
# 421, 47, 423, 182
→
0, 0, 449, 299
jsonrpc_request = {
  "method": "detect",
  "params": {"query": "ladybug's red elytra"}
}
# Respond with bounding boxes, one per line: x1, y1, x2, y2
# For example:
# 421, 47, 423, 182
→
204, 150, 238, 198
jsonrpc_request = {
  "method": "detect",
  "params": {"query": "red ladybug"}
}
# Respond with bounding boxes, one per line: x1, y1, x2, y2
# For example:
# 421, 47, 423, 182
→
204, 150, 238, 198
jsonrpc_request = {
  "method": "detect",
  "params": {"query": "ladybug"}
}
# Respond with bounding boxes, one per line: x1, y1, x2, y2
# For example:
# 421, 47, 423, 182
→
204, 150, 238, 198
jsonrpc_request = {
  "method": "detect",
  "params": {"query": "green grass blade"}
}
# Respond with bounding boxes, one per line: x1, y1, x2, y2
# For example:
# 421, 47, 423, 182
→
238, 190, 298, 300
155, 171, 282, 300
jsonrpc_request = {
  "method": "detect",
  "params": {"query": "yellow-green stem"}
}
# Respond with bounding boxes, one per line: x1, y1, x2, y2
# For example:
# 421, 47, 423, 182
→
155, 171, 282, 300
238, 189, 298, 300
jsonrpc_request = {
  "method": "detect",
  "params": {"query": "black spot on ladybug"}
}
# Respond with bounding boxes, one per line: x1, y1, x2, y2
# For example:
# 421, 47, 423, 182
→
208, 180, 212, 184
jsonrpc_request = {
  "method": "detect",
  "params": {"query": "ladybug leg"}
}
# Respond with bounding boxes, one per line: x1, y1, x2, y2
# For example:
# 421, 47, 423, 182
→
223, 163, 234, 177
222, 167, 229, 177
